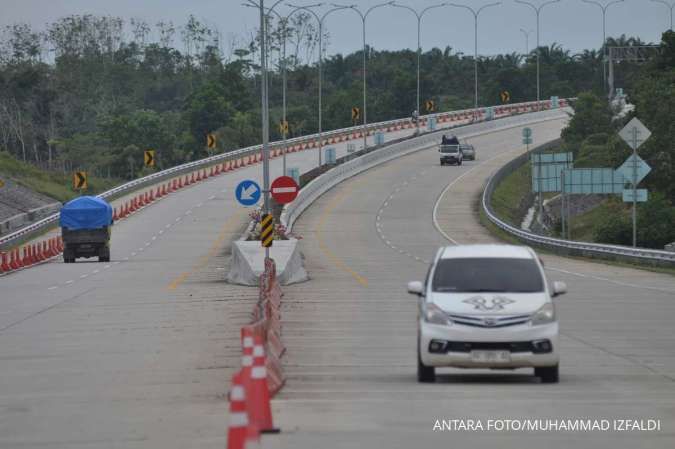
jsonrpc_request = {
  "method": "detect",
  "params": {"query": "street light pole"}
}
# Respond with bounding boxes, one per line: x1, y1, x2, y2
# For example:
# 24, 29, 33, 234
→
290, 4, 350, 167
520, 28, 532, 55
391, 2, 448, 136
340, 2, 394, 151
651, 0, 675, 30
582, 0, 624, 96
515, 0, 560, 106
260, 5, 321, 176
448, 2, 501, 111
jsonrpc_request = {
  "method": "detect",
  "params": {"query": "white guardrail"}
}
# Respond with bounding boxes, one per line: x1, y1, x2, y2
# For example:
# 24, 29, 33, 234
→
0, 99, 556, 249
282, 105, 570, 231
481, 146, 675, 267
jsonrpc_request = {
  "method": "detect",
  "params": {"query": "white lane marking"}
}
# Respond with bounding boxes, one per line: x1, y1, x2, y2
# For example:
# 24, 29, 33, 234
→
185, 210, 192, 215
92, 270, 100, 274
80, 274, 88, 279
145, 242, 151, 247
65, 280, 74, 284
139, 248, 144, 252
546, 267, 675, 295
165, 224, 171, 229
175, 217, 182, 222
113, 261, 121, 265
383, 201, 388, 207
152, 236, 157, 241
48, 286, 58, 290
131, 252, 137, 257
159, 230, 164, 235
208, 196, 215, 200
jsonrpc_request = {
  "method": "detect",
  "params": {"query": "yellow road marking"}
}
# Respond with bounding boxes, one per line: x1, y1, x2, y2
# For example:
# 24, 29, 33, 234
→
315, 182, 369, 288
167, 211, 245, 291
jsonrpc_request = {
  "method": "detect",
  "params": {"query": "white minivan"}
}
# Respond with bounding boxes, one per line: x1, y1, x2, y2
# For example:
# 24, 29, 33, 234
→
408, 244, 566, 383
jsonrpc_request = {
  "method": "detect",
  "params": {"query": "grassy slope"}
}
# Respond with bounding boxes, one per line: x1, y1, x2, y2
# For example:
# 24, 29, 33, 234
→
0, 152, 119, 203
491, 162, 531, 227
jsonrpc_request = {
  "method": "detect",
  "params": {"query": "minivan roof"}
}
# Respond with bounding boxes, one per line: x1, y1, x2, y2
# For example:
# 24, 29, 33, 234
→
440, 244, 534, 260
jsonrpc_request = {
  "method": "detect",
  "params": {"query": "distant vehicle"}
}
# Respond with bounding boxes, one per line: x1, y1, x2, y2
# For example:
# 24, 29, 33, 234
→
60, 196, 113, 263
439, 144, 463, 166
407, 244, 566, 383
459, 144, 476, 161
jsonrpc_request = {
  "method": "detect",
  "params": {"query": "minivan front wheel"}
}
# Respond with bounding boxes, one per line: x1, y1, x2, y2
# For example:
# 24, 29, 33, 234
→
535, 365, 559, 383
417, 342, 436, 383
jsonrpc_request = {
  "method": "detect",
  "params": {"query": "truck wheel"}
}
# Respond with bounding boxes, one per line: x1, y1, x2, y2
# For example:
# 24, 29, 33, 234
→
458, 159, 463, 166
417, 350, 436, 383
63, 248, 75, 263
99, 247, 110, 263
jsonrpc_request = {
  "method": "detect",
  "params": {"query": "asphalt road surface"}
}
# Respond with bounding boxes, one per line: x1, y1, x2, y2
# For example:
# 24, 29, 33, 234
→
264, 117, 675, 448
0, 114, 472, 448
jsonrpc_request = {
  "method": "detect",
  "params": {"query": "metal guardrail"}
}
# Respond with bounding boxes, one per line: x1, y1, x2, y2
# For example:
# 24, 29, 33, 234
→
0, 99, 557, 250
282, 105, 570, 231
481, 143, 675, 267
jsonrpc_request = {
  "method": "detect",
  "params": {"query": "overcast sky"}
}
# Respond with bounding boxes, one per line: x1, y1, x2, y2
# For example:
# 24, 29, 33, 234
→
0, 0, 670, 58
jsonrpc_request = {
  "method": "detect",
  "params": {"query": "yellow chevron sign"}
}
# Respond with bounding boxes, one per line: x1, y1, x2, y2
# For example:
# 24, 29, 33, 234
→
260, 213, 274, 248
351, 107, 360, 122
425, 100, 435, 112
207, 133, 217, 149
144, 149, 155, 167
73, 171, 87, 190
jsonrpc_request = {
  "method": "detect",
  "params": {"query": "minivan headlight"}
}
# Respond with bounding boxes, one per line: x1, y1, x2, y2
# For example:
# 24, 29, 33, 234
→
423, 302, 451, 326
531, 303, 556, 325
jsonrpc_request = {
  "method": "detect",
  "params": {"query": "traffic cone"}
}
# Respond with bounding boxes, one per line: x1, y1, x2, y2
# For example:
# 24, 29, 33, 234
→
244, 425, 261, 449
149, 190, 154, 202
227, 372, 250, 449
113, 208, 119, 221
11, 248, 20, 269
247, 336, 276, 433
210, 166, 215, 177
241, 329, 255, 378
190, 173, 195, 184
203, 168, 208, 179
1, 252, 9, 273
23, 247, 31, 266
196, 171, 202, 182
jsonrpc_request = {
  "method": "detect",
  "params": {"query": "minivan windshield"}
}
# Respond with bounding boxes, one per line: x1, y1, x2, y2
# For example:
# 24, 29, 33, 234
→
432, 258, 544, 293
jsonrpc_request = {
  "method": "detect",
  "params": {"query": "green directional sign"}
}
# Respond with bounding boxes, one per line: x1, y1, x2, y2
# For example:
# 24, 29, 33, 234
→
562, 168, 625, 195
523, 137, 533, 145
522, 127, 532, 138
531, 152, 573, 193
617, 154, 651, 185
622, 189, 648, 203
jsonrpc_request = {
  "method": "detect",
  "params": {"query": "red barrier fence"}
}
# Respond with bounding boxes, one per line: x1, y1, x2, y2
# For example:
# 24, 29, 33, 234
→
227, 257, 285, 448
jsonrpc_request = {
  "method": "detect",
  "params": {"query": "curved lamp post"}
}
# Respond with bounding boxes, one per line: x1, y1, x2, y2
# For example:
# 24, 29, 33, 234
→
289, 3, 351, 166
391, 2, 448, 135
520, 28, 533, 55
581, 0, 625, 95
448, 2, 501, 112
338, 1, 395, 150
515, 0, 560, 106
651, 0, 675, 30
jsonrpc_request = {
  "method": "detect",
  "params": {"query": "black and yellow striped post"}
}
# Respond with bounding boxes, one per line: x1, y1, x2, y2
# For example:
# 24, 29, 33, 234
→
261, 213, 274, 248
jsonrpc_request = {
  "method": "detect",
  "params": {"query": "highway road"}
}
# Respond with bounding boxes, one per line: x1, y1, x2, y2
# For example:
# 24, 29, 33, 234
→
265, 117, 675, 448
0, 114, 472, 448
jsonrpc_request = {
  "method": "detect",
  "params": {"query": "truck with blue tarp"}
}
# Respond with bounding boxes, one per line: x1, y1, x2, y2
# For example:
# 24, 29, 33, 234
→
59, 196, 113, 263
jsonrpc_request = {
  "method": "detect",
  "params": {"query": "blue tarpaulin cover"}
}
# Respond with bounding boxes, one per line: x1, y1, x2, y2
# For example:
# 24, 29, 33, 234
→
59, 196, 113, 230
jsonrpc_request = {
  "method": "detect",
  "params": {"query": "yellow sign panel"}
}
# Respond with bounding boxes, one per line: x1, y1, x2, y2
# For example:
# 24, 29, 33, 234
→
144, 149, 155, 167
500, 91, 511, 103
279, 120, 289, 135
351, 107, 360, 122
260, 213, 274, 248
425, 100, 436, 112
207, 133, 217, 149
73, 171, 87, 190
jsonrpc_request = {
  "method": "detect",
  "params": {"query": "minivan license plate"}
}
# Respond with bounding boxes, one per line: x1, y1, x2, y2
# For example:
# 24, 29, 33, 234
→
471, 350, 511, 363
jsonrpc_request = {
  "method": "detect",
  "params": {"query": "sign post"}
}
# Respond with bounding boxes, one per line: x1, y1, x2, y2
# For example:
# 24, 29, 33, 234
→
618, 117, 652, 247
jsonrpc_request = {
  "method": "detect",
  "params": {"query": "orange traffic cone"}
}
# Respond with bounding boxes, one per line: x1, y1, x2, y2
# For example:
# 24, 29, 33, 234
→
227, 372, 251, 449
246, 336, 276, 433
1, 252, 9, 273
113, 208, 119, 221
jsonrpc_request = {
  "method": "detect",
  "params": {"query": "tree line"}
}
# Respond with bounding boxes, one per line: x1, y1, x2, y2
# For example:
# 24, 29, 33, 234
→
0, 14, 657, 182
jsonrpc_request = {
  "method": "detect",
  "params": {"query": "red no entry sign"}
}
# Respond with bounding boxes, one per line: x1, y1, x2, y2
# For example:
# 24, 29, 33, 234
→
271, 176, 299, 204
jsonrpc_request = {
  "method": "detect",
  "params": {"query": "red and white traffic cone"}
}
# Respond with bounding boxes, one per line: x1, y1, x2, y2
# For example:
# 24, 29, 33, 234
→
247, 336, 277, 433
227, 372, 251, 449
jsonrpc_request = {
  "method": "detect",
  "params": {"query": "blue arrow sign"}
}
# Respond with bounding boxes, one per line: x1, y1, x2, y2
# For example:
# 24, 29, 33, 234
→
235, 180, 261, 207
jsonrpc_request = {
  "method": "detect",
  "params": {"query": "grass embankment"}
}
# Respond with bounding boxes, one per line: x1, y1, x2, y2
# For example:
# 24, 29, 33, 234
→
491, 162, 532, 227
0, 152, 119, 203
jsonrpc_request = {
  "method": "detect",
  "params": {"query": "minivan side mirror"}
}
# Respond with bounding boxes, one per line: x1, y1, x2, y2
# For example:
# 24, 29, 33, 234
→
552, 281, 567, 297
407, 281, 424, 296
